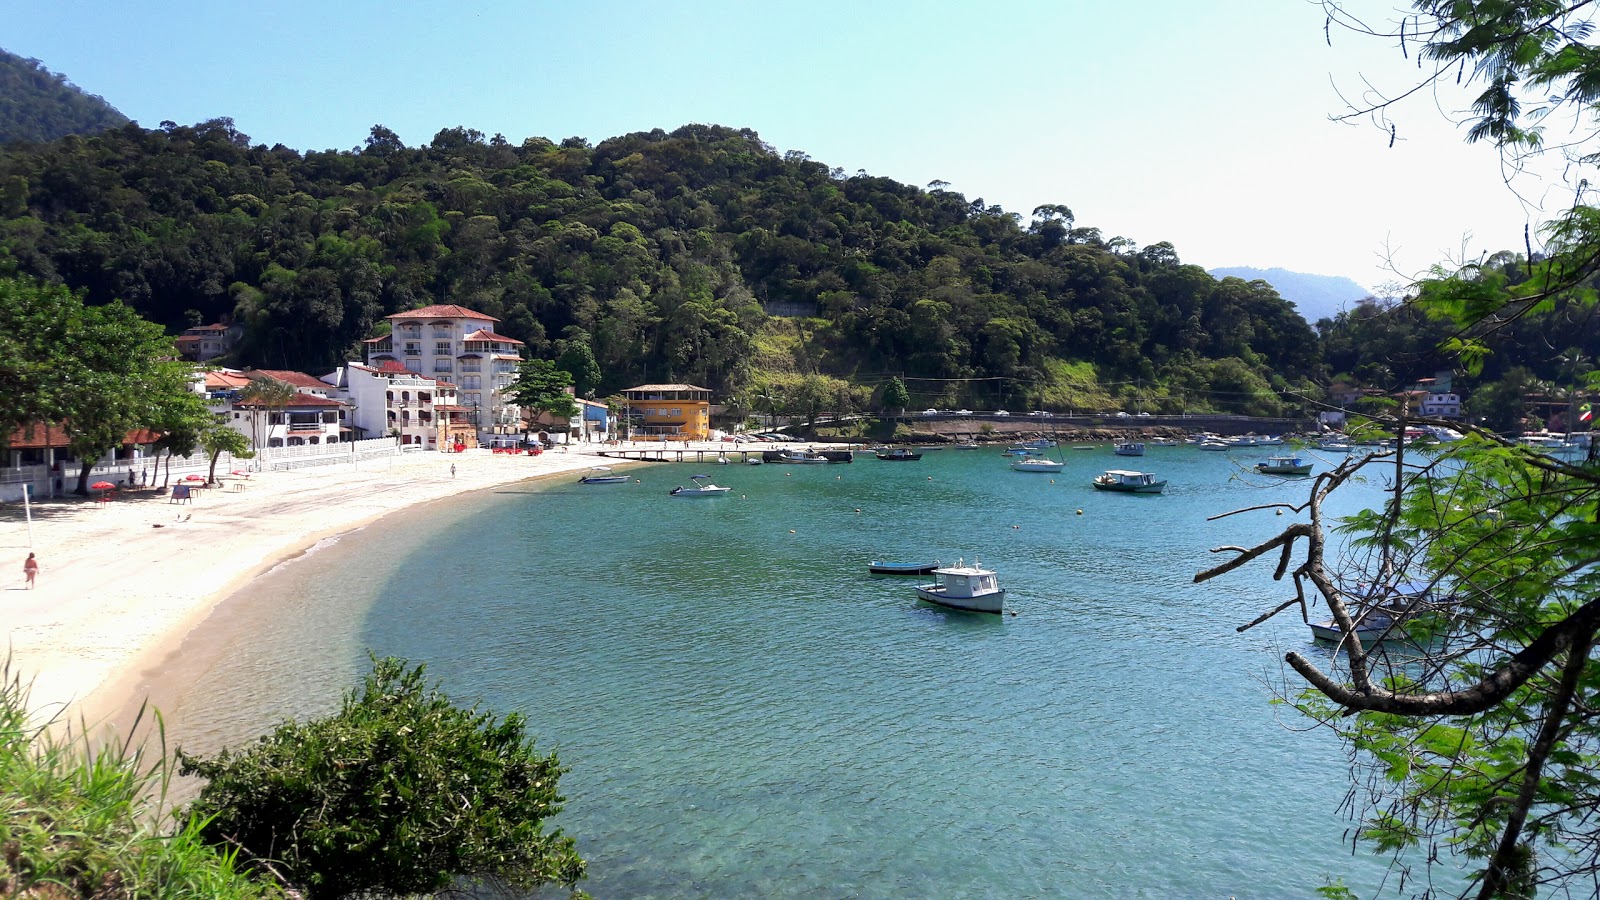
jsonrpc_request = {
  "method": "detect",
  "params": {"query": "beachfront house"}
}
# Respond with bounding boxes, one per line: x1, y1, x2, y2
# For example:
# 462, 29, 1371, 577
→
321, 361, 477, 450
222, 370, 345, 449
1, 424, 161, 499
620, 384, 713, 441
364, 305, 526, 445
173, 322, 239, 362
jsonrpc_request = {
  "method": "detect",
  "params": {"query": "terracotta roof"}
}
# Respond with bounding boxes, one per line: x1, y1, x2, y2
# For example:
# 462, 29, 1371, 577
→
187, 324, 229, 333
205, 371, 253, 390
9, 424, 161, 449
462, 329, 524, 345
386, 305, 498, 322
234, 394, 346, 409
242, 369, 332, 390
435, 381, 459, 389
362, 336, 394, 344
371, 360, 420, 376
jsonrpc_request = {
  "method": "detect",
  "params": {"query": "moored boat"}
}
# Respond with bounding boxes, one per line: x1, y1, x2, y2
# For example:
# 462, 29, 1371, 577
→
1197, 440, 1231, 451
1255, 455, 1314, 476
1092, 469, 1166, 493
868, 560, 941, 575
914, 560, 1005, 613
1114, 441, 1145, 457
875, 448, 923, 461
669, 474, 732, 497
578, 466, 632, 484
777, 449, 830, 464
1309, 580, 1443, 644
1011, 457, 1065, 473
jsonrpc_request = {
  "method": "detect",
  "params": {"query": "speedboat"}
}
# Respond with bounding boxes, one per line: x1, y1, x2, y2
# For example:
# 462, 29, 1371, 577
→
1113, 442, 1145, 457
1092, 469, 1166, 493
875, 448, 923, 461
914, 560, 1005, 614
578, 466, 631, 484
1197, 440, 1231, 451
1309, 580, 1443, 644
668, 474, 732, 497
777, 449, 830, 464
1011, 457, 1064, 473
868, 560, 941, 575
1256, 455, 1314, 476
1315, 440, 1352, 453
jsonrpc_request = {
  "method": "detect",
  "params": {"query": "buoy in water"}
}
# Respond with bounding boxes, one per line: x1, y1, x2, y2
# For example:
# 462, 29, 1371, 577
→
1076, 509, 1084, 515
789, 529, 796, 534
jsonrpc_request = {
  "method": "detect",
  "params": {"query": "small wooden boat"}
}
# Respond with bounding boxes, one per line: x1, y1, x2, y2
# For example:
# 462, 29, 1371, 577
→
1256, 455, 1314, 476
868, 560, 940, 575
1011, 457, 1064, 473
875, 448, 923, 461
1092, 469, 1166, 493
915, 560, 1005, 614
669, 474, 732, 497
578, 467, 632, 484
1114, 442, 1145, 457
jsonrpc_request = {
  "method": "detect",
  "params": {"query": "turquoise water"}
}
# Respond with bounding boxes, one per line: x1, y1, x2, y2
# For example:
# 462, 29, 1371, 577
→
168, 446, 1414, 897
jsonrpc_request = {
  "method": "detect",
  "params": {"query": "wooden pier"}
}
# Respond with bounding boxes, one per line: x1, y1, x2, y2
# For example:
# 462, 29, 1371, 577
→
595, 447, 766, 464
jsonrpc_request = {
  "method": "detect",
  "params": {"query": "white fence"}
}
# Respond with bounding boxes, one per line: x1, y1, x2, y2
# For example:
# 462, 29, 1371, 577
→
253, 437, 407, 471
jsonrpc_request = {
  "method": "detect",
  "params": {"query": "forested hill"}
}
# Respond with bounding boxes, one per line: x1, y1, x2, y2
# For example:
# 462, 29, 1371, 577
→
0, 50, 129, 144
0, 119, 1320, 413
1207, 267, 1370, 324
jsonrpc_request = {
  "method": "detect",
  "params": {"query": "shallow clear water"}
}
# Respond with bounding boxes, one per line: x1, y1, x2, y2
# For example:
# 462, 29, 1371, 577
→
166, 446, 1419, 897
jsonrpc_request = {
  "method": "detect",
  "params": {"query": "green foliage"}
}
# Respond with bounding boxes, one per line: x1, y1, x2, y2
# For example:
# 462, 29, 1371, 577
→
179, 656, 586, 899
0, 660, 281, 898
0, 49, 128, 143
509, 357, 580, 419
880, 376, 911, 412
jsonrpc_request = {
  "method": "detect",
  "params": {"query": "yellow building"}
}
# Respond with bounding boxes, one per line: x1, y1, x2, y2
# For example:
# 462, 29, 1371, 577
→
621, 383, 713, 441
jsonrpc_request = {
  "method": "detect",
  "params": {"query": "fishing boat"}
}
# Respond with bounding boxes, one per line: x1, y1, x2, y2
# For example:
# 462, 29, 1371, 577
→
1011, 457, 1065, 473
875, 448, 923, 461
1309, 580, 1443, 644
868, 560, 940, 575
914, 560, 1006, 613
950, 441, 981, 450
1197, 440, 1231, 451
1113, 441, 1145, 457
577, 466, 632, 484
668, 474, 732, 497
1092, 469, 1166, 493
777, 449, 830, 464
1000, 446, 1034, 457
1255, 455, 1314, 476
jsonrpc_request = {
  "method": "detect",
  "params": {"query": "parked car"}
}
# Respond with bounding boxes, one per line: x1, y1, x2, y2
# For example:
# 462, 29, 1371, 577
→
1136, 412, 1151, 418
955, 409, 973, 416
1115, 411, 1130, 418
1029, 410, 1050, 417
922, 408, 940, 416
994, 409, 1010, 416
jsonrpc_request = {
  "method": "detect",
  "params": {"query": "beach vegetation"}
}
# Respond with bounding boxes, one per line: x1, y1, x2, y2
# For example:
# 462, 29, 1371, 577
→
199, 424, 252, 485
236, 377, 297, 451
1199, 3, 1600, 896
508, 357, 580, 420
0, 662, 283, 898
178, 655, 586, 899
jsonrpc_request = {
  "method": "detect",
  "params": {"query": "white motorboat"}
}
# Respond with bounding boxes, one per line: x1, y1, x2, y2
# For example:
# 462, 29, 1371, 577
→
1197, 440, 1231, 451
777, 449, 830, 464
746, 456, 764, 465
1011, 457, 1065, 473
669, 474, 732, 497
1113, 441, 1145, 457
914, 560, 1005, 614
578, 466, 632, 484
1315, 440, 1353, 453
1092, 469, 1166, 493
1309, 580, 1443, 644
1255, 455, 1314, 476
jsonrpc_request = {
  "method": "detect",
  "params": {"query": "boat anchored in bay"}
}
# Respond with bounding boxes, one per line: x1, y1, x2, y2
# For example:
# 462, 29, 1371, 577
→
914, 559, 1006, 614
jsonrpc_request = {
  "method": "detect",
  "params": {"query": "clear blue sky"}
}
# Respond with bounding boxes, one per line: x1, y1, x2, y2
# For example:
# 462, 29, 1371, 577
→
6, 1, 1551, 294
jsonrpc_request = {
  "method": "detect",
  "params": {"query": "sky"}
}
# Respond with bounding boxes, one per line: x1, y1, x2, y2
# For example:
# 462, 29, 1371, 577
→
5, 0, 1574, 295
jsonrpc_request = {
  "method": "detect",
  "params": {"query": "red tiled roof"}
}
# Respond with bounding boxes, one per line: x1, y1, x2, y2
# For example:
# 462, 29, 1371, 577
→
362, 335, 394, 344
434, 381, 458, 389
371, 360, 417, 376
242, 369, 331, 390
9, 424, 161, 449
205, 371, 253, 390
462, 329, 524, 345
234, 394, 346, 409
386, 304, 498, 322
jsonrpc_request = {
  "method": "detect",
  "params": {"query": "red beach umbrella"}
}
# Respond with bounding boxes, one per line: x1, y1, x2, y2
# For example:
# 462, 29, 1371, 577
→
230, 469, 248, 476
184, 474, 205, 482
90, 481, 115, 490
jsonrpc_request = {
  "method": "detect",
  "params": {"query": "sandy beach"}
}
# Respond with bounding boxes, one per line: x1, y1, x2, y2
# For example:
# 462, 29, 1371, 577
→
0, 446, 630, 728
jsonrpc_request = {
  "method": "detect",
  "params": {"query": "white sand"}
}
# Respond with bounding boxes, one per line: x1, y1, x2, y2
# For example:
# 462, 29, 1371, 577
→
0, 446, 649, 725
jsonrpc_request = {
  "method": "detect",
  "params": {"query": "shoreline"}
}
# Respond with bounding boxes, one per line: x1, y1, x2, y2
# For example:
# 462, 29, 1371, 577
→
1, 446, 632, 730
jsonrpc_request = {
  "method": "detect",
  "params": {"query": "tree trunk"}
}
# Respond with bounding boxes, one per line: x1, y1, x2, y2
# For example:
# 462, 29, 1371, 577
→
74, 460, 92, 495
207, 449, 221, 485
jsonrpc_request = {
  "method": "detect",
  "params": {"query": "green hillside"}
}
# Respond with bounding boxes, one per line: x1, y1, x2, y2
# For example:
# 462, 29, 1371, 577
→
0, 119, 1320, 413
0, 49, 129, 144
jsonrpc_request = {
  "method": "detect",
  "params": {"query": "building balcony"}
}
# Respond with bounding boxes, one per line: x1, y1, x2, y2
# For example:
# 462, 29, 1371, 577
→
286, 423, 325, 434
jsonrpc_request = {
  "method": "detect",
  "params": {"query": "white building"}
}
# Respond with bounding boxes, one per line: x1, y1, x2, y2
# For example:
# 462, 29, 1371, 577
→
363, 305, 525, 443
321, 360, 477, 450
223, 370, 346, 449
1420, 391, 1462, 418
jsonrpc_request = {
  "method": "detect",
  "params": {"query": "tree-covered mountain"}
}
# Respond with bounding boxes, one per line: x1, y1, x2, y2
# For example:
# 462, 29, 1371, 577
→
0, 49, 129, 144
1206, 266, 1371, 324
0, 119, 1322, 414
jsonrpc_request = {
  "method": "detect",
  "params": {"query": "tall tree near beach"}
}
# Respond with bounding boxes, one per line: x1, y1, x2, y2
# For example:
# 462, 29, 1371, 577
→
1200, 4, 1600, 897
507, 358, 579, 421
200, 423, 251, 486
236, 376, 296, 451
149, 388, 213, 489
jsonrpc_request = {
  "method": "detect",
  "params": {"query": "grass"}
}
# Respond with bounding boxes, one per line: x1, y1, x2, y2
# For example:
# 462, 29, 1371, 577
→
0, 660, 281, 898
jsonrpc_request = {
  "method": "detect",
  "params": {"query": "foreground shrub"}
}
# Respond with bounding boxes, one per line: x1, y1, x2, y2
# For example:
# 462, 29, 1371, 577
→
180, 656, 586, 899
0, 662, 278, 898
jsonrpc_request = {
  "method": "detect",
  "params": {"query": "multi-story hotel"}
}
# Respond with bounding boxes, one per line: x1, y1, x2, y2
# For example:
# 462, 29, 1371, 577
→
364, 305, 525, 443
620, 383, 713, 441
321, 360, 476, 450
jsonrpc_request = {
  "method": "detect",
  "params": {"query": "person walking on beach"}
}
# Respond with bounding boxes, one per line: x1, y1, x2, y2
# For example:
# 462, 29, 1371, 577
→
450, 463, 457, 478
23, 552, 38, 589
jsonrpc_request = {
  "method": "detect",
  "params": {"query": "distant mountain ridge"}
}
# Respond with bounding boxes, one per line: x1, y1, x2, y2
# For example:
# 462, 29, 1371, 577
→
1208, 266, 1371, 324
0, 49, 129, 144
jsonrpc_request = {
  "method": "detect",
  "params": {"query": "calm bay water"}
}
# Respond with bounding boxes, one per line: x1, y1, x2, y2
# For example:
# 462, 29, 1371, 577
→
164, 445, 1420, 897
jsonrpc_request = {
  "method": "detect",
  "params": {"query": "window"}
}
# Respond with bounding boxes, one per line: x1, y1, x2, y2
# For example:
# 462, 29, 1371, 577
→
405, 342, 421, 355
672, 408, 682, 417
435, 341, 452, 355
